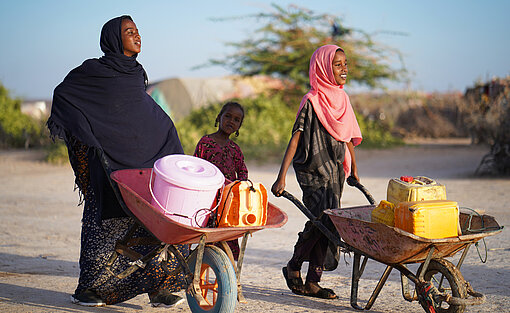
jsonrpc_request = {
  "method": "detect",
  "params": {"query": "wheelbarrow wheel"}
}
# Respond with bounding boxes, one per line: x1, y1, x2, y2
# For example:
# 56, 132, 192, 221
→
417, 259, 467, 313
186, 245, 237, 313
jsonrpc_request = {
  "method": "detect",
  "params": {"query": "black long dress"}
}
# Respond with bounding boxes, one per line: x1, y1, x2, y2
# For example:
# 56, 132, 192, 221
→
287, 100, 345, 282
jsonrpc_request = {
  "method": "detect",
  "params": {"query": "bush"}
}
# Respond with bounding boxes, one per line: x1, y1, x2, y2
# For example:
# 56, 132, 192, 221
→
356, 112, 404, 148
45, 142, 69, 164
462, 78, 510, 145
462, 78, 510, 175
176, 94, 403, 162
350, 91, 467, 139
177, 95, 296, 161
0, 83, 49, 148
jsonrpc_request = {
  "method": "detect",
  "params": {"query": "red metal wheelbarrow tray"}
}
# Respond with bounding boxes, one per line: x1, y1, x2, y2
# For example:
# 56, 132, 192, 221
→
110, 168, 288, 245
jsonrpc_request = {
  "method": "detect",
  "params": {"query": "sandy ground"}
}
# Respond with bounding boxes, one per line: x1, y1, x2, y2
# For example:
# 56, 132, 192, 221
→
0, 139, 509, 313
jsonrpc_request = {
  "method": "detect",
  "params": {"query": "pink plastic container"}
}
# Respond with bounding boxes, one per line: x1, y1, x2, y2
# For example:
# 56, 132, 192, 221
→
150, 155, 224, 227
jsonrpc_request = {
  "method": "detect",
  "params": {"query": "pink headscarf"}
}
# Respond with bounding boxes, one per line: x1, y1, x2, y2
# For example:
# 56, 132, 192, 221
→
297, 44, 362, 177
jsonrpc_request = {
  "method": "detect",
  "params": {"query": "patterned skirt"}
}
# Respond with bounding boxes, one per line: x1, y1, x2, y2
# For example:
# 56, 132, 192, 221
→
71, 142, 188, 304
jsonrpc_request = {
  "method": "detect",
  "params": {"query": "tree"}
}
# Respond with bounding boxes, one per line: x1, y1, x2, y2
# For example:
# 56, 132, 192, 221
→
204, 4, 406, 95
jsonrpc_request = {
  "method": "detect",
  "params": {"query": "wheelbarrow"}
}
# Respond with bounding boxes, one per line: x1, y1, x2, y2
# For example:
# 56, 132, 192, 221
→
109, 168, 287, 313
280, 177, 503, 313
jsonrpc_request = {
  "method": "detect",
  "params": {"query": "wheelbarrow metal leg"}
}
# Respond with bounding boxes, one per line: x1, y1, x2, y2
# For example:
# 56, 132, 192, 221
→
235, 232, 250, 303
350, 252, 369, 310
190, 234, 208, 307
216, 232, 250, 303
364, 265, 393, 310
456, 243, 471, 270
418, 246, 435, 281
400, 265, 418, 302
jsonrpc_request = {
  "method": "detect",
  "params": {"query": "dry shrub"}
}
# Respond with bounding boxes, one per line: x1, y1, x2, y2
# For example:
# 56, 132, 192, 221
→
350, 91, 467, 139
461, 78, 510, 175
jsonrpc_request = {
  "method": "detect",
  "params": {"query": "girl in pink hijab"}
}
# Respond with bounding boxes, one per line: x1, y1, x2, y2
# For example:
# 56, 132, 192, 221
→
272, 45, 362, 299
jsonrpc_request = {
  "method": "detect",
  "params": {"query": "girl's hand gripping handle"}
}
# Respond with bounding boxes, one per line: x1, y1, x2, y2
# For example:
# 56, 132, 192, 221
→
346, 176, 375, 205
271, 179, 286, 197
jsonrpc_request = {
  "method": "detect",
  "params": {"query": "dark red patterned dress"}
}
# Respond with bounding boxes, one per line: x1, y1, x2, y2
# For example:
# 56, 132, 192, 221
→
193, 135, 248, 182
194, 135, 248, 259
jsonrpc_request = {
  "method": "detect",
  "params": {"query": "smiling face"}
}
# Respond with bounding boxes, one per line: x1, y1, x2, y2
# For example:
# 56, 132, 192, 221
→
121, 19, 141, 57
218, 105, 244, 136
332, 49, 348, 85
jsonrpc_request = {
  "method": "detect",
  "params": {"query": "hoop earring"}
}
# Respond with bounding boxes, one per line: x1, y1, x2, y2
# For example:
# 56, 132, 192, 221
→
235, 130, 239, 137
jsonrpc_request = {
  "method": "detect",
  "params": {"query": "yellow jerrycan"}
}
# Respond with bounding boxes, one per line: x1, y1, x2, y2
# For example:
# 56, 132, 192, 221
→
394, 200, 459, 239
371, 200, 395, 226
387, 176, 446, 204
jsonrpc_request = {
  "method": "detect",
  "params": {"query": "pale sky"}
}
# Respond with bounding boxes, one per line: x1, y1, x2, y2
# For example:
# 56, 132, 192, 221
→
1, 0, 509, 99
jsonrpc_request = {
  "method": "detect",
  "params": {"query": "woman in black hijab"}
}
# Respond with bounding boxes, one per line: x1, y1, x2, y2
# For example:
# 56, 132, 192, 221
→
48, 16, 187, 307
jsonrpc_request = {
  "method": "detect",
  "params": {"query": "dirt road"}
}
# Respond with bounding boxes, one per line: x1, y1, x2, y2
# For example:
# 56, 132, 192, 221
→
1, 140, 508, 312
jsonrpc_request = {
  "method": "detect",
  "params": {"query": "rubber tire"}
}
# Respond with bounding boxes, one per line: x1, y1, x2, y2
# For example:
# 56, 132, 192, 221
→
417, 259, 467, 313
186, 245, 237, 313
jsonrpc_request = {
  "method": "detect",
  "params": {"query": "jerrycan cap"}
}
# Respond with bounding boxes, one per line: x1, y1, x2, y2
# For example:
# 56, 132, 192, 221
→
400, 176, 414, 183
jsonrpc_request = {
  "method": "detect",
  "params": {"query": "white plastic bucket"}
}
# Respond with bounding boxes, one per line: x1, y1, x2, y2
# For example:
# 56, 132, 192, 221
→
150, 155, 225, 227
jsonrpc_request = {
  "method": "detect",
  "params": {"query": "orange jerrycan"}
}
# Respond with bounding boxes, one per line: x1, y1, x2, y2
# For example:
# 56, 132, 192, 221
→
217, 180, 268, 227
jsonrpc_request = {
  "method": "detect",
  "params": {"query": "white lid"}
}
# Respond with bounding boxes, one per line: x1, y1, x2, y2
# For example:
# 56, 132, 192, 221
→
153, 155, 225, 190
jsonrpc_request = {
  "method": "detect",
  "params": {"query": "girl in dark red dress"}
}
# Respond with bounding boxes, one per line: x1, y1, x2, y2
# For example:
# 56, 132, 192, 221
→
193, 101, 248, 259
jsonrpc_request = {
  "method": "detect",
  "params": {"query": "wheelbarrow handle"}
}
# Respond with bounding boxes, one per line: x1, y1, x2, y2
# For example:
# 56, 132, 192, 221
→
280, 190, 316, 221
347, 176, 376, 205
280, 190, 345, 249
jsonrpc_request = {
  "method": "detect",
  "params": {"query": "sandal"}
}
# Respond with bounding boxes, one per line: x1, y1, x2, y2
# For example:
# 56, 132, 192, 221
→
303, 285, 338, 299
282, 267, 304, 295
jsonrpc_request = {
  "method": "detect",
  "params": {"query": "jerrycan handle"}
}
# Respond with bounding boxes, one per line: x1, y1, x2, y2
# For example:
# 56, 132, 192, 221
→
415, 176, 435, 185
217, 180, 239, 225
246, 179, 256, 211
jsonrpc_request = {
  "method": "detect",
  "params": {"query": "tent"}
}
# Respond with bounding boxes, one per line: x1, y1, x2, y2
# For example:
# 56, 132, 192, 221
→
147, 76, 283, 121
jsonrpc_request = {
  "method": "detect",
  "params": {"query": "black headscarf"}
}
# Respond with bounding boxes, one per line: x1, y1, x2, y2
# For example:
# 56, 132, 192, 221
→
47, 15, 183, 218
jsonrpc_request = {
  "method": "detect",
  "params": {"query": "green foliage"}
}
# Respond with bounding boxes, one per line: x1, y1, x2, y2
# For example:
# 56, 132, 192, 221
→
0, 83, 46, 148
204, 4, 405, 94
45, 142, 69, 164
177, 95, 296, 161
233, 95, 296, 160
177, 94, 403, 162
355, 112, 404, 148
